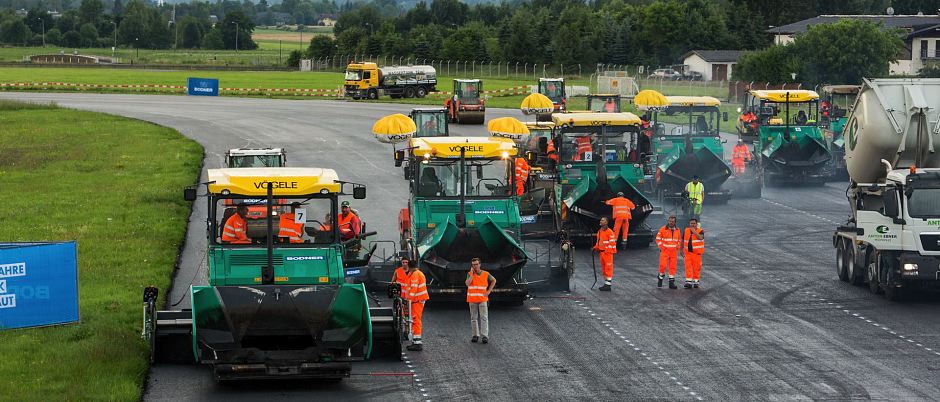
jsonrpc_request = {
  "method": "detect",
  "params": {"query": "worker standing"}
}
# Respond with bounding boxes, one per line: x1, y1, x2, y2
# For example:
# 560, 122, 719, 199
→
514, 156, 530, 196
575, 134, 595, 161
390, 256, 410, 296
682, 218, 705, 289
731, 139, 752, 175
221, 204, 250, 244
277, 202, 305, 244
605, 192, 635, 248
593, 217, 617, 291
465, 257, 496, 344
405, 260, 429, 351
685, 175, 704, 220
656, 215, 682, 289
546, 139, 559, 165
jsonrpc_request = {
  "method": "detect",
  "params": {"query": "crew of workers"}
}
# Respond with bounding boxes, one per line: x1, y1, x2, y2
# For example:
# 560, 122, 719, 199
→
221, 200, 362, 244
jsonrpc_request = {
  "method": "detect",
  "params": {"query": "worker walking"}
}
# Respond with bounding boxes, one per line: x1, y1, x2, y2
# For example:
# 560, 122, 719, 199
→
465, 257, 496, 344
682, 218, 705, 289
605, 192, 635, 248
221, 204, 250, 244
656, 215, 682, 289
405, 260, 429, 351
514, 156, 530, 196
731, 139, 752, 175
594, 217, 617, 291
685, 175, 704, 220
277, 202, 305, 244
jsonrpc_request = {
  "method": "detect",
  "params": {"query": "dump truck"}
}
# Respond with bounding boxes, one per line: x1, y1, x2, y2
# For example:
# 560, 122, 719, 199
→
832, 78, 940, 301
344, 62, 437, 100
225, 148, 287, 168
552, 113, 657, 247
365, 136, 572, 301
738, 90, 832, 183
444, 79, 485, 124
648, 96, 742, 203
142, 167, 402, 380
820, 85, 861, 181
410, 107, 449, 138
536, 78, 566, 121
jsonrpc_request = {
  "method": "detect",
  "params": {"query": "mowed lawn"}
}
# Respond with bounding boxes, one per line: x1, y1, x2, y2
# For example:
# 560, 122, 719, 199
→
0, 101, 202, 400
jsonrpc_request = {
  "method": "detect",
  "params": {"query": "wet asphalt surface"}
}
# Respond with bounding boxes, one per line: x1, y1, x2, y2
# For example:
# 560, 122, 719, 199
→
4, 92, 940, 401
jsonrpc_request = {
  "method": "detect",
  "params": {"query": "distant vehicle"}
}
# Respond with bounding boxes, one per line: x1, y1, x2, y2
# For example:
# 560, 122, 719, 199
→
681, 71, 703, 81
344, 62, 437, 100
647, 68, 682, 80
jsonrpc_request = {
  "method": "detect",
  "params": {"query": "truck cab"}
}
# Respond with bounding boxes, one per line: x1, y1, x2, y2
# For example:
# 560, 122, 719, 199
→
410, 108, 449, 138
225, 148, 286, 168
344, 62, 380, 99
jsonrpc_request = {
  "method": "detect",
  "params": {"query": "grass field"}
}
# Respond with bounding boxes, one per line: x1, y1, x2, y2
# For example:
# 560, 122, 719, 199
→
0, 100, 203, 400
0, 45, 295, 66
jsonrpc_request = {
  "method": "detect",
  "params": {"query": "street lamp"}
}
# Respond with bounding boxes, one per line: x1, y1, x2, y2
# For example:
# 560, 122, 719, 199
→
36, 18, 45, 47
364, 22, 373, 35
134, 37, 139, 61
231, 21, 239, 53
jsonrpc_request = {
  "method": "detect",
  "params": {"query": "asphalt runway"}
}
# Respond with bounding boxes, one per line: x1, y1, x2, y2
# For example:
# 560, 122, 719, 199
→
5, 92, 940, 401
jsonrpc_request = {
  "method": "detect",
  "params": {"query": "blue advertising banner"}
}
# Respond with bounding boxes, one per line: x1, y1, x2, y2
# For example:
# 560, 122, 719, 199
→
0, 242, 79, 329
187, 77, 219, 96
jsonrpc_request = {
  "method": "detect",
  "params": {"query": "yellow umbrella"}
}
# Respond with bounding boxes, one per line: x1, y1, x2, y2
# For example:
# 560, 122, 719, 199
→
487, 117, 530, 140
520, 93, 555, 115
634, 89, 668, 111
372, 113, 416, 144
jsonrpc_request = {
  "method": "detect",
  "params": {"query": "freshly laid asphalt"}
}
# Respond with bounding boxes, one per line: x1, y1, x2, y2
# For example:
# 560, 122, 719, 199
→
4, 92, 939, 401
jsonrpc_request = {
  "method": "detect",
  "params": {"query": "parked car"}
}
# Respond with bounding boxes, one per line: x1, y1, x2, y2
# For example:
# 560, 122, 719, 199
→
681, 71, 703, 81
647, 68, 682, 80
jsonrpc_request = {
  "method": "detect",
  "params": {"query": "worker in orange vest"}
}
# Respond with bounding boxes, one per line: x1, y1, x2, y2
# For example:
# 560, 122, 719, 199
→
390, 256, 410, 298
514, 157, 530, 196
731, 139, 752, 175
656, 215, 682, 289
604, 98, 617, 113
221, 204, 250, 244
593, 217, 617, 291
465, 257, 496, 344
605, 192, 635, 248
277, 202, 305, 244
405, 260, 429, 351
682, 218, 705, 289
546, 138, 559, 165
337, 201, 361, 241
574, 134, 595, 161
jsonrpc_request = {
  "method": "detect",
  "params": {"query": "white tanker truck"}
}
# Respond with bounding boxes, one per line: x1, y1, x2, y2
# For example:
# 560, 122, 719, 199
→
833, 78, 940, 300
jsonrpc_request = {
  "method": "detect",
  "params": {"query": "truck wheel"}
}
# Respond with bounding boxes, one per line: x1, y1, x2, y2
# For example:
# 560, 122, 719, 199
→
836, 240, 848, 281
416, 86, 428, 98
846, 245, 864, 286
868, 255, 882, 294
368, 90, 378, 100
404, 87, 415, 98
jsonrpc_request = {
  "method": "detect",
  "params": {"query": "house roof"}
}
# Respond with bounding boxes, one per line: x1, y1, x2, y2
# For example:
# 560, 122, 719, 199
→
681, 50, 747, 63
767, 15, 940, 34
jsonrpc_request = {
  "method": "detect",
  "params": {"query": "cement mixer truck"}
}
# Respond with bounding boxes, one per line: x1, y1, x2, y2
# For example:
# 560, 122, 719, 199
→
832, 78, 940, 301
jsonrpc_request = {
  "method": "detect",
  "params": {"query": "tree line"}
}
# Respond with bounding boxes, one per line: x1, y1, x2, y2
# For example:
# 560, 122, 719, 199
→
0, 0, 339, 50
302, 0, 936, 69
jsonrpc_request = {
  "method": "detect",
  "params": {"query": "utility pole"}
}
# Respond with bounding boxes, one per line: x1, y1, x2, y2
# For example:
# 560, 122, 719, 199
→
37, 18, 45, 47
278, 39, 282, 65
135, 37, 139, 61
111, 21, 117, 60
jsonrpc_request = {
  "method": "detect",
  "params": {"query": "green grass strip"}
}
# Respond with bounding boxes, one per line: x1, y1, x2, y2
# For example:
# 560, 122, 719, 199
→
0, 101, 203, 400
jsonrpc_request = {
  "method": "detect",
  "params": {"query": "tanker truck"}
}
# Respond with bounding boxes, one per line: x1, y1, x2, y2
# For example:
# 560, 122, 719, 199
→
832, 78, 940, 301
344, 62, 437, 100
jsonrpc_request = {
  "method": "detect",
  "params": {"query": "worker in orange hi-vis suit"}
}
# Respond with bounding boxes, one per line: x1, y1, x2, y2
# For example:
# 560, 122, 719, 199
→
390, 256, 411, 298
605, 192, 635, 248
731, 139, 752, 175
682, 218, 705, 289
593, 217, 617, 291
656, 215, 682, 289
405, 260, 429, 351
514, 157, 530, 196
